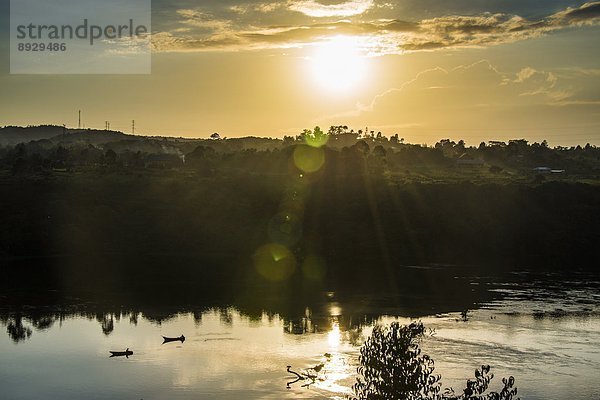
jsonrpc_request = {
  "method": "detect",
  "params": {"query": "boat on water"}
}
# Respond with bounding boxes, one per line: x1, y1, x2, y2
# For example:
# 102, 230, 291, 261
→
162, 335, 185, 344
109, 348, 133, 358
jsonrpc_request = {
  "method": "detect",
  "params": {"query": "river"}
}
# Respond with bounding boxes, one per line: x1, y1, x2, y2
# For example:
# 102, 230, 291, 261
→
1, 270, 599, 399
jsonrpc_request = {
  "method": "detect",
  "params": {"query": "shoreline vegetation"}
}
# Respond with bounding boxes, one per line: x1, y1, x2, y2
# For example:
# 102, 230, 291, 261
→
1, 124, 598, 305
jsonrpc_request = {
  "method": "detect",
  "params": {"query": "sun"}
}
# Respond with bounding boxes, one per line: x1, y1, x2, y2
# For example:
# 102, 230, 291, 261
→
308, 36, 368, 92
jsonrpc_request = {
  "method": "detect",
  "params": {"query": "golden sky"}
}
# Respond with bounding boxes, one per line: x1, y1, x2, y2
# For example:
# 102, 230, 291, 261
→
1, 0, 599, 145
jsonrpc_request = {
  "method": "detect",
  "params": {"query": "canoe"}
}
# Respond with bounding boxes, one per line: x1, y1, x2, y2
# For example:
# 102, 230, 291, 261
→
162, 335, 185, 343
109, 349, 133, 357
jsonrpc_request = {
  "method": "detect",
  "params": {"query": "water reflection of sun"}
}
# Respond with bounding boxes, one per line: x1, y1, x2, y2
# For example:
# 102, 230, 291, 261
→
313, 319, 355, 397
328, 320, 341, 348
315, 343, 354, 397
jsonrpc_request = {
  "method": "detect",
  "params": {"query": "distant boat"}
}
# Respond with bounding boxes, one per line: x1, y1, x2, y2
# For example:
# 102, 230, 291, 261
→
162, 335, 185, 344
109, 348, 133, 358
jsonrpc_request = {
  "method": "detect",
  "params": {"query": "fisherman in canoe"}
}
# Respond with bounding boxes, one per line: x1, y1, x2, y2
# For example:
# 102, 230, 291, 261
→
109, 348, 133, 358
162, 334, 185, 344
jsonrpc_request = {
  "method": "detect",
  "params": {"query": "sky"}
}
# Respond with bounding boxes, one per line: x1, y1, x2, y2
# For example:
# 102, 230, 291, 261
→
0, 0, 599, 146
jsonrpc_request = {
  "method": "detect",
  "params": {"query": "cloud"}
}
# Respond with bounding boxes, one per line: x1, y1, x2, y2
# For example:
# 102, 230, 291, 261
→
400, 2, 600, 52
152, 2, 600, 54
551, 1, 600, 23
229, 3, 286, 15
513, 67, 559, 98
176, 9, 233, 32
371, 61, 574, 110
316, 60, 600, 140
289, 0, 375, 17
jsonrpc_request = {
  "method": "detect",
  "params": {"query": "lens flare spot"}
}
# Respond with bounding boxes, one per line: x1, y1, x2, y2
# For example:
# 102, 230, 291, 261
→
293, 145, 325, 173
305, 130, 329, 148
253, 243, 296, 281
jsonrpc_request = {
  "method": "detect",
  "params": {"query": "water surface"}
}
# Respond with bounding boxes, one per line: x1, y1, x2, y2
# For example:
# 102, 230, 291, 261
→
1, 271, 599, 399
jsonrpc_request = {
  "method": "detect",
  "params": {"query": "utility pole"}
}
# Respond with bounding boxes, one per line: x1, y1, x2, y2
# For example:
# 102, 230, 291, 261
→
132, 120, 135, 135
78, 110, 81, 129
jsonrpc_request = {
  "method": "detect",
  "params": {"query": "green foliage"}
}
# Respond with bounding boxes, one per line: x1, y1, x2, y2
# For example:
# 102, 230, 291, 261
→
352, 322, 520, 400
303, 126, 329, 148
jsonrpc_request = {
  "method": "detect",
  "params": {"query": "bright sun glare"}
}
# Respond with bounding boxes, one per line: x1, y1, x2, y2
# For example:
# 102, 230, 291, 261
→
309, 36, 368, 92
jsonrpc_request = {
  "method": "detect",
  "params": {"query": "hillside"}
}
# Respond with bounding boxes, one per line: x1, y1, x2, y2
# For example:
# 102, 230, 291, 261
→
0, 125, 66, 145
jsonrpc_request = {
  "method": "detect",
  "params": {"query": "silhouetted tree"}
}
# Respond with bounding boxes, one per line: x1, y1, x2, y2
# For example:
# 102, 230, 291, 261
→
104, 149, 117, 165
353, 140, 370, 156
352, 322, 441, 399
373, 145, 387, 158
352, 322, 520, 400
186, 145, 217, 175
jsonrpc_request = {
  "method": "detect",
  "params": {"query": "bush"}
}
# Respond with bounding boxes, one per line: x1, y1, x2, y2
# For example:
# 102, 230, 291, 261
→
352, 322, 441, 400
351, 321, 519, 400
